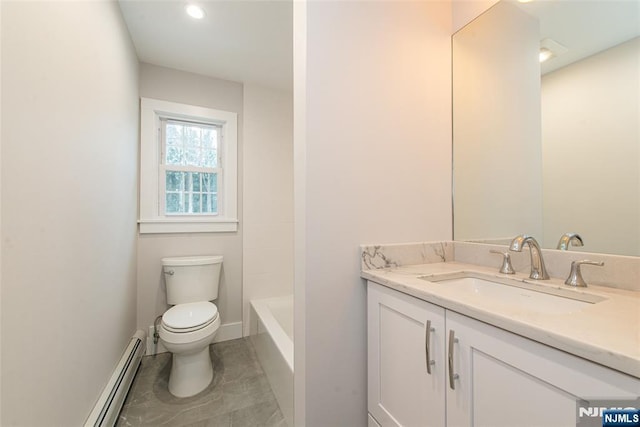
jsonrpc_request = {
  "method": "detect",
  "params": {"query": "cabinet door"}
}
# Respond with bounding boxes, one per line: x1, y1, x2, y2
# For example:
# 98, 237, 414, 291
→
368, 281, 446, 427
446, 311, 640, 427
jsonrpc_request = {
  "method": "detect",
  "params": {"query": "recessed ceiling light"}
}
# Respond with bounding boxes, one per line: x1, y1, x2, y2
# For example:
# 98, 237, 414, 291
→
539, 48, 554, 63
539, 38, 568, 63
185, 4, 205, 19
518, 0, 534, 3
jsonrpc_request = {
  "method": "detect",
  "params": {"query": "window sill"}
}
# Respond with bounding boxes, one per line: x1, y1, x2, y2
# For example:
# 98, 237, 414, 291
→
138, 218, 239, 234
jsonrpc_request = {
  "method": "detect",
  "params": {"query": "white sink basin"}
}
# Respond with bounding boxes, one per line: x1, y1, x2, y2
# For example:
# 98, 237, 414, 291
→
419, 272, 605, 314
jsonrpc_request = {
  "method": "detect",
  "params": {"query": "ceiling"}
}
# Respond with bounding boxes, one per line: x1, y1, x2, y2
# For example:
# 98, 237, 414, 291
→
119, 0, 637, 85
118, 0, 293, 91
513, 0, 640, 75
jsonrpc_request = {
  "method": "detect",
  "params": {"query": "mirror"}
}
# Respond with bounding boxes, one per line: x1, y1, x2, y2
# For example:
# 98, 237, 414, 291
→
452, 0, 640, 256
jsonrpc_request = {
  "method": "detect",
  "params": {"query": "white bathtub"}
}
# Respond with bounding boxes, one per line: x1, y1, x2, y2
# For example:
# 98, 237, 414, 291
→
250, 295, 293, 426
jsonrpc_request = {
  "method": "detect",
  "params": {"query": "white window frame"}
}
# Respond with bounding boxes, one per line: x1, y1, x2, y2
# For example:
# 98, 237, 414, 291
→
139, 98, 238, 233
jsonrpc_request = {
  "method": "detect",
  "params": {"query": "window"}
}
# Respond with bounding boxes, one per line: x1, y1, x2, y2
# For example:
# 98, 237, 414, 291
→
161, 119, 220, 215
139, 98, 238, 233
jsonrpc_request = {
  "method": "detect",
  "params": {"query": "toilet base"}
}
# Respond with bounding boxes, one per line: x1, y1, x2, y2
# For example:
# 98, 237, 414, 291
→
168, 345, 214, 398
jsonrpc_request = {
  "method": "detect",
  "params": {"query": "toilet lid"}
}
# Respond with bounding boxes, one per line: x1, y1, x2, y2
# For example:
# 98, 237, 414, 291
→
162, 302, 218, 333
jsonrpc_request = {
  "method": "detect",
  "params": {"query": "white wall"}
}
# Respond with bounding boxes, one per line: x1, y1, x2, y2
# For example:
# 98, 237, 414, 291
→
452, 0, 500, 33
295, 2, 452, 424
1, 2, 139, 425
0, 2, 3, 421
542, 37, 640, 256
137, 63, 244, 344
242, 84, 293, 336
453, 1, 542, 242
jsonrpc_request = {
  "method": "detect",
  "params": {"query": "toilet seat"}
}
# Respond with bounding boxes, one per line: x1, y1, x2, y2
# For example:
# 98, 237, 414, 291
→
162, 302, 219, 333
159, 308, 221, 346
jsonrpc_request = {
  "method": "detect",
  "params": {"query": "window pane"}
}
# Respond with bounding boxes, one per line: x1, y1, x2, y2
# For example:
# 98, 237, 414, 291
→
166, 123, 182, 145
166, 193, 182, 213
184, 193, 190, 213
203, 149, 218, 168
202, 129, 217, 148
192, 194, 201, 213
191, 172, 201, 192
163, 120, 219, 168
166, 171, 185, 191
202, 193, 218, 214
166, 146, 183, 165
202, 172, 217, 192
185, 148, 199, 166
166, 173, 217, 215
186, 126, 201, 148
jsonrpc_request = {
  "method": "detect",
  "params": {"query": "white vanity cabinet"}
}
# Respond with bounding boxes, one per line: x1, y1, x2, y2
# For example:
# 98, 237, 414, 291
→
368, 282, 446, 426
367, 281, 640, 427
446, 310, 640, 426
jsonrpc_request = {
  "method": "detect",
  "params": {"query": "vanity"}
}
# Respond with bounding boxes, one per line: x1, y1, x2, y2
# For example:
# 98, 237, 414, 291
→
365, 0, 640, 424
361, 242, 640, 427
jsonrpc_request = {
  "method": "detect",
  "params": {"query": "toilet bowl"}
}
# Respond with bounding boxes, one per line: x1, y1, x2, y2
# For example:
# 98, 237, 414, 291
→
159, 301, 220, 397
158, 256, 223, 398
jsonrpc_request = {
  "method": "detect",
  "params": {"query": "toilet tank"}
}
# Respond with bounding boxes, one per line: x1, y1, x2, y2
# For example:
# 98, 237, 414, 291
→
162, 255, 223, 305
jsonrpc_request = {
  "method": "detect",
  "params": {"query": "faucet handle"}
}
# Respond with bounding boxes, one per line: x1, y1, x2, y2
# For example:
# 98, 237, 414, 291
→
564, 260, 604, 287
490, 250, 516, 274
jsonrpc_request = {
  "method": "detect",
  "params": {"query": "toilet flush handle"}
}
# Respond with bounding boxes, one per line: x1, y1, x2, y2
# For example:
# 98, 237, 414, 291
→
164, 269, 175, 276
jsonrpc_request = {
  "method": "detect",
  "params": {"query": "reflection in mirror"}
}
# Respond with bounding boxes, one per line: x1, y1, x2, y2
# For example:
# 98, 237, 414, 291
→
453, 0, 640, 256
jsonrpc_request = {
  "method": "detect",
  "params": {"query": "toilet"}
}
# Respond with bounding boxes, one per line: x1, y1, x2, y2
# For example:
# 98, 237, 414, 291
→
158, 255, 223, 398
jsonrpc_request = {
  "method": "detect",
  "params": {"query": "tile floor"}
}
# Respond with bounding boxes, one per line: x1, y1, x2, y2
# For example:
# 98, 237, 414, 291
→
117, 338, 286, 427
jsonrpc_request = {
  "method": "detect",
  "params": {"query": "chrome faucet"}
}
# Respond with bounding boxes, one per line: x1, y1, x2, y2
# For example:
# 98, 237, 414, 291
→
557, 233, 584, 251
509, 235, 549, 280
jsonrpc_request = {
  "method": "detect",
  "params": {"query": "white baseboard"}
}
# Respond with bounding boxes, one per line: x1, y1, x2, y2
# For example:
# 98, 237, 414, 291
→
214, 321, 243, 343
146, 321, 243, 355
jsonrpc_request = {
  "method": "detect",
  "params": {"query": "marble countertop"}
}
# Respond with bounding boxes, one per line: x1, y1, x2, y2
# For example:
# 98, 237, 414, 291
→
362, 261, 640, 378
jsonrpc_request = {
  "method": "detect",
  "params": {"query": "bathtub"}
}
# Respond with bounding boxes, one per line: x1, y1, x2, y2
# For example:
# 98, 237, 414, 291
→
250, 295, 293, 426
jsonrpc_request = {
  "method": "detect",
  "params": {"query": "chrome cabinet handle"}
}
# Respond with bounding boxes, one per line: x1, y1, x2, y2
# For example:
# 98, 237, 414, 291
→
448, 329, 459, 389
164, 269, 175, 275
425, 320, 436, 374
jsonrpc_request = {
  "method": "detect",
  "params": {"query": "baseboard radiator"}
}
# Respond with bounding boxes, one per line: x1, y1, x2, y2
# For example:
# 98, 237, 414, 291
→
84, 330, 146, 427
